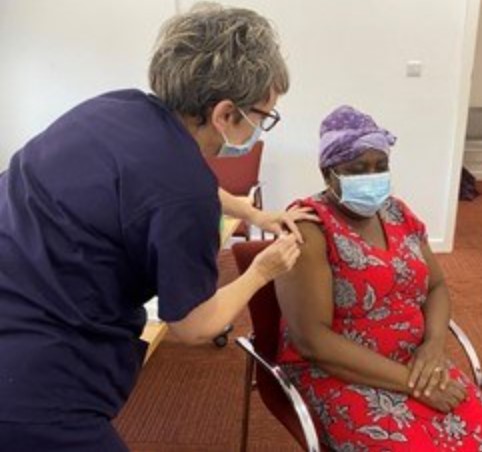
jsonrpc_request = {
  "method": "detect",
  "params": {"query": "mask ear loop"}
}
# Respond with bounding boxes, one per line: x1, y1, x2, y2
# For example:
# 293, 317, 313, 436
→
221, 109, 259, 147
220, 131, 230, 146
238, 109, 258, 129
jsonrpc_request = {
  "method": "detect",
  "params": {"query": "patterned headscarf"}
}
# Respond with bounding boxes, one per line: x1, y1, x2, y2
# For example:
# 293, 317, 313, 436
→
318, 105, 397, 169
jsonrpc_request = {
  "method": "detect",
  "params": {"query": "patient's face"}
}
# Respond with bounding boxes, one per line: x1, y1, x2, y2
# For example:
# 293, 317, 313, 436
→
326, 148, 389, 195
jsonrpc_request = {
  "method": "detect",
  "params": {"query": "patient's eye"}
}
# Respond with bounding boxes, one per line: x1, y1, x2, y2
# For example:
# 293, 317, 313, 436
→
376, 161, 389, 172
345, 163, 367, 175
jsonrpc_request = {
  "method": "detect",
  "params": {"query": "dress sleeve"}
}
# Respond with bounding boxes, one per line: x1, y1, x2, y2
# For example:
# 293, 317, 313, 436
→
396, 198, 428, 244
124, 195, 221, 322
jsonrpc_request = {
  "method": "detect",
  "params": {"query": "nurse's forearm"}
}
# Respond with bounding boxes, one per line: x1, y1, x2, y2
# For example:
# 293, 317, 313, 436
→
218, 188, 257, 220
167, 265, 267, 344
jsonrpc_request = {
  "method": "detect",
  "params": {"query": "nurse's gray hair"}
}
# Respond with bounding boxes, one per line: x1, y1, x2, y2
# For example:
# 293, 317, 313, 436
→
148, 2, 289, 124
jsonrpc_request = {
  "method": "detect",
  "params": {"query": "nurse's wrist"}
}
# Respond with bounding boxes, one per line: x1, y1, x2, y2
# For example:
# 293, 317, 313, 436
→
245, 262, 271, 289
244, 207, 263, 225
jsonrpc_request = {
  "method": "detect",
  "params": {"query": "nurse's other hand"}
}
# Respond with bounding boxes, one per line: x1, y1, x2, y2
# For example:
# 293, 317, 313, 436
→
249, 206, 320, 244
250, 234, 300, 284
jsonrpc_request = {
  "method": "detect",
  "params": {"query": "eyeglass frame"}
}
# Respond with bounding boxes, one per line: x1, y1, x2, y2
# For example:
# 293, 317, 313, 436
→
237, 106, 281, 132
249, 106, 281, 132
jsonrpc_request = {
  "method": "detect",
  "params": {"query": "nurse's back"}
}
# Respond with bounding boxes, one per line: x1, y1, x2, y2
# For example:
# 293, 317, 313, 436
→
0, 89, 219, 423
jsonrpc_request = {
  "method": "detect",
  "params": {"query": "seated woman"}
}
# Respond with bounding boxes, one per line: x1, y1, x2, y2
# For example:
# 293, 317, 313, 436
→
276, 106, 482, 451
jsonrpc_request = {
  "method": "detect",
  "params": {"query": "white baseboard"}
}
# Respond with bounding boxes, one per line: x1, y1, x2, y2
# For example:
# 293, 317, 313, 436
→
429, 237, 452, 253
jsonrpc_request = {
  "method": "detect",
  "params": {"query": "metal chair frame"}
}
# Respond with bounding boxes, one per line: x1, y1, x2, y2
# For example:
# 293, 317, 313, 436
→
236, 335, 321, 452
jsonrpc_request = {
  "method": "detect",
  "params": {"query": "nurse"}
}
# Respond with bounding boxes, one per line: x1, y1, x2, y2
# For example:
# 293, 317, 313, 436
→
0, 3, 316, 451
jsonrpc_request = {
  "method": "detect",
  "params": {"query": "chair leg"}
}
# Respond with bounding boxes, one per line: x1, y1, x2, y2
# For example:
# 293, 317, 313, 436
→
240, 354, 255, 452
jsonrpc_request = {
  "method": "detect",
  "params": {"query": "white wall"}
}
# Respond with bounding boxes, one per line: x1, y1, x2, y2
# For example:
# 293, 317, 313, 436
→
0, 0, 176, 169
471, 4, 482, 107
1, 0, 480, 252
178, 0, 478, 252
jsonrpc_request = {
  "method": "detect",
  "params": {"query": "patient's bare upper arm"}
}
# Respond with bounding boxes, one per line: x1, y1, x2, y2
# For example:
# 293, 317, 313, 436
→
275, 221, 334, 349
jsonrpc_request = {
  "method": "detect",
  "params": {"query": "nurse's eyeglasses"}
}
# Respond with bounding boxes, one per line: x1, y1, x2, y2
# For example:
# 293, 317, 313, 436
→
249, 107, 281, 132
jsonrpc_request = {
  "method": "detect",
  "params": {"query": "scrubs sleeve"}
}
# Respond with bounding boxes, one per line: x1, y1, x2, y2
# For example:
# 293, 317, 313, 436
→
124, 196, 221, 321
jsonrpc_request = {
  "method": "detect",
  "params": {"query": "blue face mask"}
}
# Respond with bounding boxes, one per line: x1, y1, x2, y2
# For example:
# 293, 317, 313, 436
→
218, 109, 263, 157
331, 171, 391, 217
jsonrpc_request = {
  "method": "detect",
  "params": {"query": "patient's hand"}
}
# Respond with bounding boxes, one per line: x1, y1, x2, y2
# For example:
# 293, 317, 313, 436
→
408, 340, 448, 397
416, 378, 467, 413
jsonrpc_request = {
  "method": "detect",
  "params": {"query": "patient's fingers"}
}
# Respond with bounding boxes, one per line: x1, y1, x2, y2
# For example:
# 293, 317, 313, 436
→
424, 368, 444, 397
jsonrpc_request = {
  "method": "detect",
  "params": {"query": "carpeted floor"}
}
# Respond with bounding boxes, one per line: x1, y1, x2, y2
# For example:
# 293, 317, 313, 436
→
114, 190, 482, 451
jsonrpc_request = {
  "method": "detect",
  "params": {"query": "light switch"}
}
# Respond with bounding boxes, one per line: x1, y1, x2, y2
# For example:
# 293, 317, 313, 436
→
406, 60, 423, 77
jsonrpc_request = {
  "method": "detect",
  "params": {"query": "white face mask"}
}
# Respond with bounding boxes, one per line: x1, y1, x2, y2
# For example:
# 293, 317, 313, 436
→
331, 170, 391, 217
218, 109, 262, 157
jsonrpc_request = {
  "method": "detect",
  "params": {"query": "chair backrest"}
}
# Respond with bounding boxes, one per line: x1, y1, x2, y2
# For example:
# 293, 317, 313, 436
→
206, 141, 263, 196
232, 240, 279, 359
232, 240, 313, 451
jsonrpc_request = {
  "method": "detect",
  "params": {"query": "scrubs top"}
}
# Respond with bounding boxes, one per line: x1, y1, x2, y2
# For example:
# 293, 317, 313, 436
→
0, 89, 220, 423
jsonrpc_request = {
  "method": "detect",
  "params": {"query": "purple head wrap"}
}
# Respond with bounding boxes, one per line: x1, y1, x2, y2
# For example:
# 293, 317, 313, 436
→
318, 105, 397, 169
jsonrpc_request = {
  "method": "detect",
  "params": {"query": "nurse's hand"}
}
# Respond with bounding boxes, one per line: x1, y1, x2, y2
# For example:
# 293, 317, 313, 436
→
250, 234, 301, 284
249, 206, 320, 244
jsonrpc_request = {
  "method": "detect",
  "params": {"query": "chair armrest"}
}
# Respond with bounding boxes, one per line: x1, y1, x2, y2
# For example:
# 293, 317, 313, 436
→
449, 319, 482, 387
236, 336, 321, 452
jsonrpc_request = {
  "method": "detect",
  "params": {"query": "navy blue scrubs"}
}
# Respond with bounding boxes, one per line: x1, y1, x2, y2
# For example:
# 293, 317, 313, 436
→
0, 90, 220, 449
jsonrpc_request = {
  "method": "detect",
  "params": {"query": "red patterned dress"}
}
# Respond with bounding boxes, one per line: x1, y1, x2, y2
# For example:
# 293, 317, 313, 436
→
278, 194, 482, 451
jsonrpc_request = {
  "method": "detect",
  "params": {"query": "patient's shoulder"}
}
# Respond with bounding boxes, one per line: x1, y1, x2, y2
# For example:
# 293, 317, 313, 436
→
296, 220, 328, 261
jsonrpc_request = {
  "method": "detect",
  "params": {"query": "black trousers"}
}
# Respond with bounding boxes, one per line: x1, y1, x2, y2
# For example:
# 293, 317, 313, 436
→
0, 419, 128, 452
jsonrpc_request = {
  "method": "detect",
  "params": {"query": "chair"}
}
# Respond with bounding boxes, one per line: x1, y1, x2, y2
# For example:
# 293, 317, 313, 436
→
232, 240, 322, 452
232, 241, 482, 452
207, 141, 264, 240
448, 320, 482, 386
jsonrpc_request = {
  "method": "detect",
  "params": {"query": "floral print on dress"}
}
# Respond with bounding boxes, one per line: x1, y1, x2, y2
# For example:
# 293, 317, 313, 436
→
362, 284, 376, 311
379, 198, 404, 225
391, 256, 415, 285
278, 195, 482, 450
334, 277, 357, 308
350, 386, 415, 429
390, 321, 411, 331
341, 329, 378, 351
403, 233, 426, 261
333, 234, 386, 270
366, 306, 391, 321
